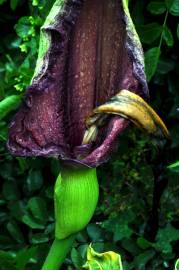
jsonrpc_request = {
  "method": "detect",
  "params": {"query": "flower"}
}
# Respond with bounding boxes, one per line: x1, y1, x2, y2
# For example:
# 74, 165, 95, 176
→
8, 0, 160, 168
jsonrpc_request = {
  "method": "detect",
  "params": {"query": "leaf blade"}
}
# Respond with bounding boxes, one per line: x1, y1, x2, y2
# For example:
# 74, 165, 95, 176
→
145, 47, 161, 81
147, 2, 166, 15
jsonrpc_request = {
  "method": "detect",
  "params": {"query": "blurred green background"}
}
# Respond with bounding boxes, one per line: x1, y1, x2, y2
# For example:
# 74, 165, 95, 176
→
0, 0, 179, 269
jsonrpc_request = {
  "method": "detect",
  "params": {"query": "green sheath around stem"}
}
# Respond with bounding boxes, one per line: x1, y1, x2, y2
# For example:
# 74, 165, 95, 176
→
42, 166, 99, 269
55, 166, 99, 240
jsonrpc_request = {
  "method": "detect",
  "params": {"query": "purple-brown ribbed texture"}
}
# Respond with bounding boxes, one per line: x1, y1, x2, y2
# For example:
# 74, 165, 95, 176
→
8, 0, 146, 168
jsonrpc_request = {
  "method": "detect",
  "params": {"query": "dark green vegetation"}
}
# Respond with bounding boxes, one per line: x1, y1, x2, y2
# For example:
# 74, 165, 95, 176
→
0, 0, 179, 269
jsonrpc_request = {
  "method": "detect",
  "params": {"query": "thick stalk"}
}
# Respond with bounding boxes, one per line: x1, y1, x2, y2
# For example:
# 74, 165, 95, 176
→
42, 235, 75, 270
42, 166, 99, 269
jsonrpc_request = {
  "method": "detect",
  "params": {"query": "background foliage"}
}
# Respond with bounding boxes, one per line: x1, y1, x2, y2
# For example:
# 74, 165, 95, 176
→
0, 0, 179, 269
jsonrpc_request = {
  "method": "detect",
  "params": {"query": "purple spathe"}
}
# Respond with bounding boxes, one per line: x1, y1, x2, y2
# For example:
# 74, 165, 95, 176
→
8, 0, 148, 168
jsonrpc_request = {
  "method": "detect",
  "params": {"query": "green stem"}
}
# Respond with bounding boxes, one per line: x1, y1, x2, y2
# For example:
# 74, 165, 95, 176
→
41, 235, 75, 270
42, 166, 99, 269
159, 10, 169, 49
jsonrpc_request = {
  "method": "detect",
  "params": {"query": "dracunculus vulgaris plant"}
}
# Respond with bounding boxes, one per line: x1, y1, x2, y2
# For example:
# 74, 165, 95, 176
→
7, 0, 169, 269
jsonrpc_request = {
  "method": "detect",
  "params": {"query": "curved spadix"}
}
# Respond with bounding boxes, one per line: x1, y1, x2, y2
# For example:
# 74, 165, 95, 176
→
82, 90, 169, 145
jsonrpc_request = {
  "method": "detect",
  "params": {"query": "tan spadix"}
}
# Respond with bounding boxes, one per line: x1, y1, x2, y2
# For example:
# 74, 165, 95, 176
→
82, 90, 169, 145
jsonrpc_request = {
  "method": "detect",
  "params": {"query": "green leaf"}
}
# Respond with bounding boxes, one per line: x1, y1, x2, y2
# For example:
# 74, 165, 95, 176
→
134, 250, 155, 270
121, 239, 141, 256
15, 247, 37, 269
76, 231, 88, 243
145, 47, 161, 81
6, 221, 25, 244
165, 0, 179, 15
155, 224, 179, 254
137, 237, 152, 250
10, 0, 20, 10
102, 212, 135, 242
147, 2, 166, 14
3, 181, 20, 201
67, 267, 74, 270
44, 223, 55, 234
9, 201, 27, 222
92, 243, 104, 253
83, 245, 123, 270
87, 224, 103, 242
0, 85, 5, 100
16, 157, 29, 173
177, 23, 179, 39
113, 223, 133, 242
30, 233, 49, 244
157, 57, 175, 74
32, 0, 39, 6
0, 199, 6, 206
71, 248, 84, 268
28, 197, 47, 222
22, 214, 45, 229
0, 251, 16, 270
26, 169, 43, 193
0, 0, 7, 4
78, 244, 89, 259
0, 235, 16, 249
175, 259, 179, 270
171, 1, 179, 15
136, 23, 162, 44
163, 26, 174, 47
165, 0, 175, 9
167, 161, 179, 172
15, 17, 30, 39
165, 0, 173, 9
0, 250, 15, 264
0, 95, 21, 121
